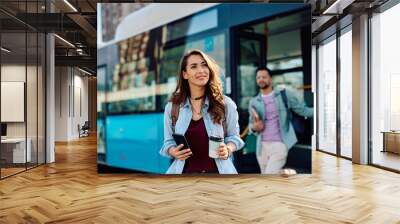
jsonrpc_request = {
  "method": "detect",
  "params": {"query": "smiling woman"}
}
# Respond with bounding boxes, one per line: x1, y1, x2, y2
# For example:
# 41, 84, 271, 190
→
160, 49, 244, 174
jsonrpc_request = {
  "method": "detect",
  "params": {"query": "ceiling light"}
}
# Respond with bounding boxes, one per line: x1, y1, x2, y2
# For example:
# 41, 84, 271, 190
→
78, 67, 92, 76
1, 47, 11, 53
322, 0, 354, 15
76, 48, 84, 55
63, 0, 78, 12
323, 0, 342, 14
54, 34, 75, 48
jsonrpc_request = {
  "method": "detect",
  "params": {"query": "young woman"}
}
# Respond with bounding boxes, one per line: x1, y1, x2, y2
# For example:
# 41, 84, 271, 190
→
159, 49, 244, 174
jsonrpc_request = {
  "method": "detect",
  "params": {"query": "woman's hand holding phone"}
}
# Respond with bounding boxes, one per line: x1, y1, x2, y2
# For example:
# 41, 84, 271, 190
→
168, 144, 192, 161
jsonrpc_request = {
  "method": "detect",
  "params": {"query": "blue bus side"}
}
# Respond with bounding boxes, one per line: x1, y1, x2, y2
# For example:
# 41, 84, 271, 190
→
105, 113, 171, 174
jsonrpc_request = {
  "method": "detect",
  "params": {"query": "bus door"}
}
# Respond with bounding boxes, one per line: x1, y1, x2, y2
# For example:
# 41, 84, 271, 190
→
232, 31, 266, 133
231, 30, 266, 173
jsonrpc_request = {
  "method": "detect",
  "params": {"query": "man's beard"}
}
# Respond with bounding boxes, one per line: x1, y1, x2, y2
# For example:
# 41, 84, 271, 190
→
259, 82, 270, 89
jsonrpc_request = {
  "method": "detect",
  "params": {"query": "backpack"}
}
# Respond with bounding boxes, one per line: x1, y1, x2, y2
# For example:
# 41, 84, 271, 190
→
171, 103, 227, 137
280, 89, 306, 136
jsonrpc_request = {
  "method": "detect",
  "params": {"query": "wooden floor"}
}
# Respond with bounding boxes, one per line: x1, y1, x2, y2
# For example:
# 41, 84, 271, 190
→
1, 163, 44, 178
0, 167, 26, 178
372, 150, 400, 171
1, 135, 400, 223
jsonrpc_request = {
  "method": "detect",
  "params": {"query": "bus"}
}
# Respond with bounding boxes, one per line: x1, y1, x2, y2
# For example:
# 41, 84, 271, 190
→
97, 3, 313, 174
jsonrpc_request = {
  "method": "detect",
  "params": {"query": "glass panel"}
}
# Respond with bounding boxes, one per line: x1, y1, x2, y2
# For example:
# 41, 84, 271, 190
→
267, 30, 303, 71
27, 31, 38, 169
237, 37, 261, 111
317, 36, 337, 154
251, 10, 309, 36
158, 33, 226, 108
339, 28, 352, 158
269, 57, 303, 71
312, 45, 317, 150
371, 5, 400, 171
267, 28, 305, 104
38, 32, 45, 165
27, 0, 39, 169
1, 31, 27, 177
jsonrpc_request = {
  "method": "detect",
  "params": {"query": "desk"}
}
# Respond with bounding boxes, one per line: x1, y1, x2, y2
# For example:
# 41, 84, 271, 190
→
381, 131, 400, 154
1, 138, 31, 163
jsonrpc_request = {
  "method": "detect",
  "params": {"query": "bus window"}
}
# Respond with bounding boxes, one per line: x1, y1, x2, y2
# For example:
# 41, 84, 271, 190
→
243, 12, 308, 99
97, 66, 107, 115
272, 71, 304, 101
106, 32, 157, 114
236, 36, 264, 111
158, 33, 226, 108
267, 29, 305, 99
166, 8, 218, 42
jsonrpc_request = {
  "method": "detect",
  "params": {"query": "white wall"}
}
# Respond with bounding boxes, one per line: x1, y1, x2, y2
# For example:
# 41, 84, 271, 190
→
1, 64, 46, 164
1, 65, 26, 81
55, 67, 89, 141
1, 65, 34, 138
1, 82, 25, 122
55, 66, 69, 141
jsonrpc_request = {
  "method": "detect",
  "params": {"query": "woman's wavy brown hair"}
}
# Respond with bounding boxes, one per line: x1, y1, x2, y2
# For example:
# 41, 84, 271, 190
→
170, 49, 225, 124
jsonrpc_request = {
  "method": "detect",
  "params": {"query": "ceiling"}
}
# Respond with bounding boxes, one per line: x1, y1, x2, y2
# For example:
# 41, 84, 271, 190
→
1, 0, 394, 75
0, 0, 98, 74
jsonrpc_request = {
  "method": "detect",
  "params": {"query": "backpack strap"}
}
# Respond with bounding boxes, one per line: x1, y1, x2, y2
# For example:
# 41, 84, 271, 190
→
222, 115, 227, 137
171, 103, 180, 134
280, 89, 293, 120
280, 89, 288, 109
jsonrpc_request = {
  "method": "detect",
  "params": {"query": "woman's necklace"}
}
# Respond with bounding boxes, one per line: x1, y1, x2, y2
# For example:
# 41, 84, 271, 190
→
190, 95, 205, 100
190, 98, 203, 116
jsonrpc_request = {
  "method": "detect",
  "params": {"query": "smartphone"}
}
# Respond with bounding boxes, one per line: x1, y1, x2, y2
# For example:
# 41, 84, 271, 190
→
172, 134, 190, 150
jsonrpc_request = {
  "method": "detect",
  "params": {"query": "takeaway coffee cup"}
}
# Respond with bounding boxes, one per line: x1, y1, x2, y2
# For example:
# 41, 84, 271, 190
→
209, 136, 224, 158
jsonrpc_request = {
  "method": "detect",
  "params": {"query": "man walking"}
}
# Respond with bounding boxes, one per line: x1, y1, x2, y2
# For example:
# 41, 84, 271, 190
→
248, 67, 313, 174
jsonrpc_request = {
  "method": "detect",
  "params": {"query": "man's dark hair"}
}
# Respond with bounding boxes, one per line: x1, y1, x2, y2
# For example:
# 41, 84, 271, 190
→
255, 66, 272, 76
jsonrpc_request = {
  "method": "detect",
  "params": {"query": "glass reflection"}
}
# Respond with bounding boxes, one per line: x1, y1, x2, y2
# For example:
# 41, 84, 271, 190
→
1, 31, 27, 177
339, 28, 352, 158
317, 36, 337, 154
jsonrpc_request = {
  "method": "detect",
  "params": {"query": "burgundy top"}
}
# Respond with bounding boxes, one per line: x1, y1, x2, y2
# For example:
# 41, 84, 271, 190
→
183, 118, 218, 173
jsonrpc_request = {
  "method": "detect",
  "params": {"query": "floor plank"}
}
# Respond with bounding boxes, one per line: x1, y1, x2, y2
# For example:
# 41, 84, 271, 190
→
0, 135, 399, 223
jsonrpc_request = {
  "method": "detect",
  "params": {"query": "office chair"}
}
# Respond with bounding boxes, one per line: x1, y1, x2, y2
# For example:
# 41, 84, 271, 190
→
79, 121, 90, 138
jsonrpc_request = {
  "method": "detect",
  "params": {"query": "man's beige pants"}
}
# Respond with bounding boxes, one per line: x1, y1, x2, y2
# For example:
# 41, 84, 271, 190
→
257, 141, 288, 174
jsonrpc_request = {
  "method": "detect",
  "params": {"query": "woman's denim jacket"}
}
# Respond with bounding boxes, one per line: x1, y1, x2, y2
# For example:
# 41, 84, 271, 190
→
160, 95, 245, 174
